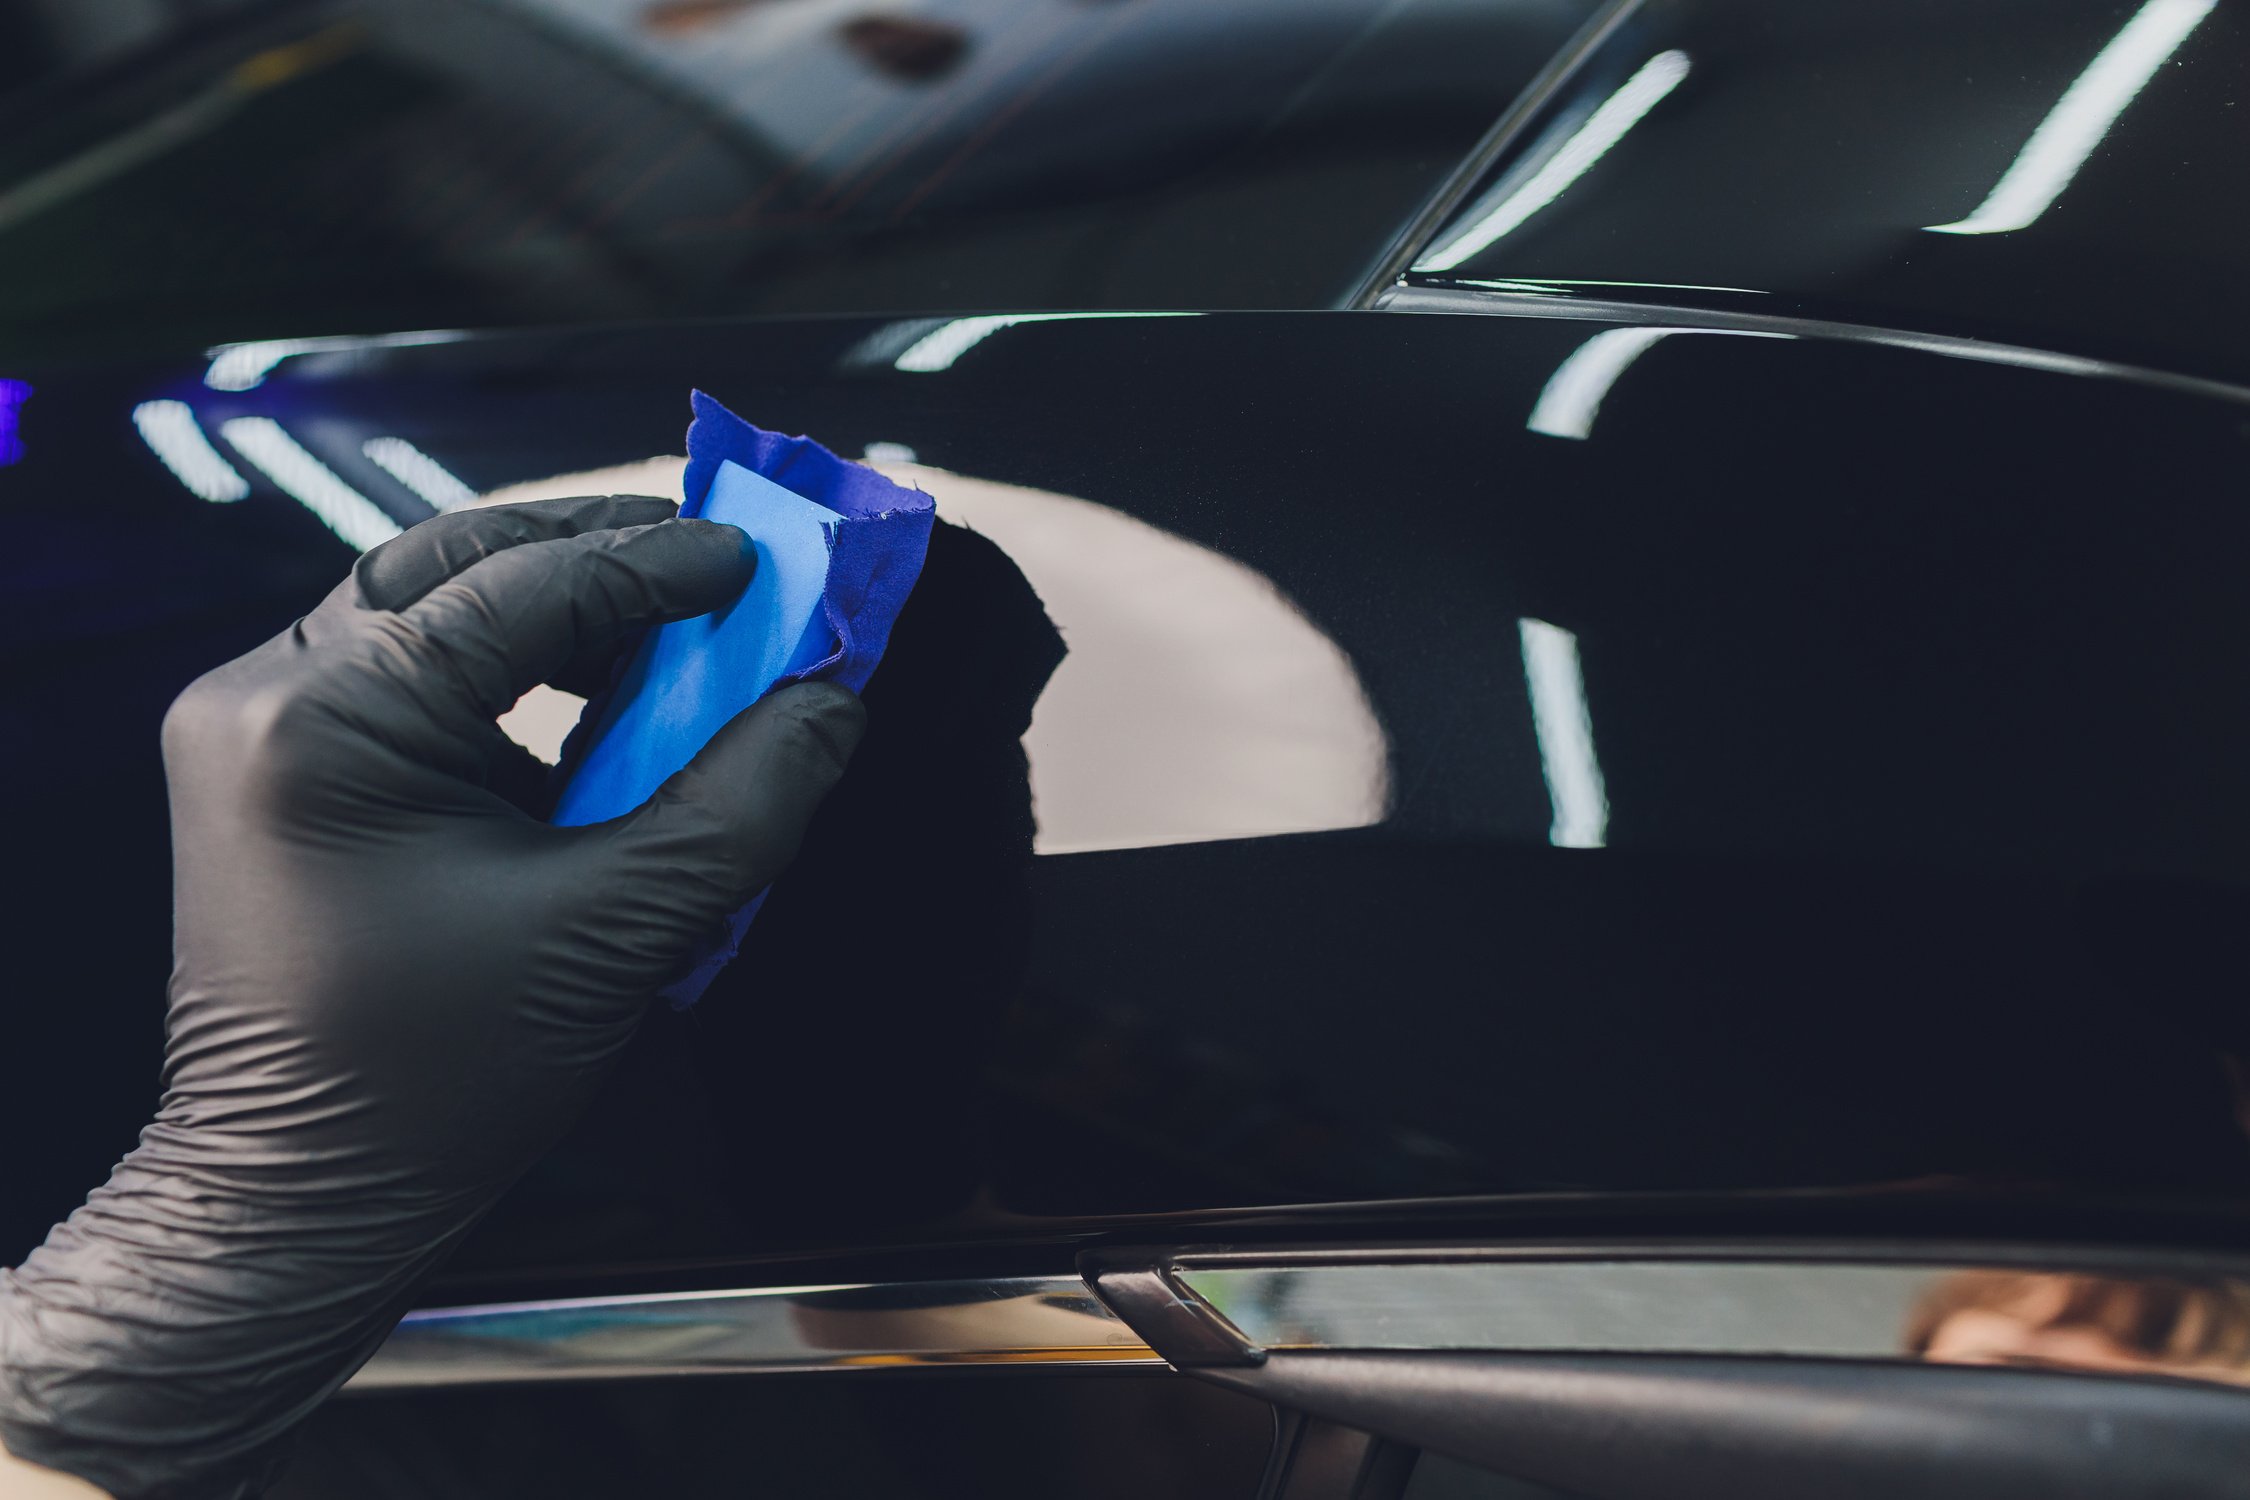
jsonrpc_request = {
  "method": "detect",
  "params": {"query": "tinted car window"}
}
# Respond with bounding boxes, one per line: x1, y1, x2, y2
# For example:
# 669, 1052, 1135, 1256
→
1407, 0, 2250, 386
0, 0, 1590, 358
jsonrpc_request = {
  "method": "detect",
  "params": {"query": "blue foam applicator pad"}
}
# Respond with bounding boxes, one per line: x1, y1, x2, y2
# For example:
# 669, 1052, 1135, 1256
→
552, 390, 936, 1006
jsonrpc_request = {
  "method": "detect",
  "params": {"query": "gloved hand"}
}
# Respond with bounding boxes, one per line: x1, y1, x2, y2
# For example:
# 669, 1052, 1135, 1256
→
0, 496, 865, 1499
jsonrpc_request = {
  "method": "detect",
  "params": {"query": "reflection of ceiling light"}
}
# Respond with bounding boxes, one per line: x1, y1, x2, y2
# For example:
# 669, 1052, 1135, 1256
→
895, 315, 1074, 372
1520, 618, 1606, 849
1417, 50, 1690, 273
364, 436, 478, 512
203, 329, 469, 391
219, 418, 403, 551
893, 312, 1197, 373
132, 400, 250, 502
1529, 326, 1791, 440
205, 340, 321, 391
1528, 328, 1675, 440
1457, 278, 1769, 297
475, 453, 1389, 850
877, 460, 1389, 853
1928, 0, 2214, 235
496, 685, 587, 767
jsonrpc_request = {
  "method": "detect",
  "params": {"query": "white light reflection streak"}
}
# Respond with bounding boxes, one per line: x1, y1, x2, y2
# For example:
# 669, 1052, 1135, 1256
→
204, 341, 320, 392
1528, 327, 1792, 440
363, 436, 477, 511
1417, 50, 1690, 273
1520, 619, 1607, 849
1528, 327, 1674, 439
204, 330, 470, 392
219, 418, 403, 551
894, 312, 1197, 373
131, 401, 249, 502
1927, 0, 2214, 236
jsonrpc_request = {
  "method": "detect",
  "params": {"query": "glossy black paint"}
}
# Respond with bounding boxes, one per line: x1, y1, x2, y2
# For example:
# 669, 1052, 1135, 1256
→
7, 310, 2250, 1287
0, 0, 1589, 360
1407, 0, 2250, 388
269, 1372, 1277, 1499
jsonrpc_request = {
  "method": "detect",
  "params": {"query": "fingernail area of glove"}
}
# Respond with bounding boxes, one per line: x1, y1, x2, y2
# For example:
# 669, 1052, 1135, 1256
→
653, 517, 759, 594
687, 516, 760, 569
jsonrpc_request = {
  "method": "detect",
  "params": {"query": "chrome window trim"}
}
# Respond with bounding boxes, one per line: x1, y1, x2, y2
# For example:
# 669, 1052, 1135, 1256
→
354, 1246, 2250, 1393
1344, 0, 1650, 308
345, 1275, 1159, 1392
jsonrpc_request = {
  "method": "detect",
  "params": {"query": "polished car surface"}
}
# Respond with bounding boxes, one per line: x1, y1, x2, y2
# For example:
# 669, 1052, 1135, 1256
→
6, 0, 2250, 1492
13, 306, 2250, 1284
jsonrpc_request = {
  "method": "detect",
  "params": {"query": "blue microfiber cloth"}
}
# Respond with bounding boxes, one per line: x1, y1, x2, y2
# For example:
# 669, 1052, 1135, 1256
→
553, 391, 935, 1006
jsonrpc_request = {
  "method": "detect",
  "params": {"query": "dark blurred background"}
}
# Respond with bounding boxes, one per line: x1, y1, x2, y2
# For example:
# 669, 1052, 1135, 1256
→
0, 0, 1587, 360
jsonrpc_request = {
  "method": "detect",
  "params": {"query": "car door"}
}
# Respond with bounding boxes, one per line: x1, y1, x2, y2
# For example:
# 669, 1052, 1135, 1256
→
114, 295, 2246, 1495
9, 1, 2250, 1496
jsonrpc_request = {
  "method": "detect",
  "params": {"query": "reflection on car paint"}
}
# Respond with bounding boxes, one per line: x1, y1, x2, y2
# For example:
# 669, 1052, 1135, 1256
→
466, 449, 1391, 852
0, 378, 31, 466
1524, 326, 1790, 441
1518, 618, 1604, 848
889, 313, 1201, 375
131, 400, 251, 501
204, 330, 471, 393
216, 416, 404, 551
18, 310, 2250, 1282
894, 461, 1388, 854
361, 436, 478, 512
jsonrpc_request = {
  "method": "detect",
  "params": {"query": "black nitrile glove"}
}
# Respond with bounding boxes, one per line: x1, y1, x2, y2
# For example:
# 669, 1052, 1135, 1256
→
0, 496, 866, 1498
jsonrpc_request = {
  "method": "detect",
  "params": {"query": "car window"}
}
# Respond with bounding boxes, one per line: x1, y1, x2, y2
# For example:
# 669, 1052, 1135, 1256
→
0, 0, 1591, 358
1406, 0, 2250, 386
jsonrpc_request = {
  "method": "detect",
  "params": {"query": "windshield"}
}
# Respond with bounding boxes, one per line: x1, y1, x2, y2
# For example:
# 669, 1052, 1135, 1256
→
1406, 0, 2250, 388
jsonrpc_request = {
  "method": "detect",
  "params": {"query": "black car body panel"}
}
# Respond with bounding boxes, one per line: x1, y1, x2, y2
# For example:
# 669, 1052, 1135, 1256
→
10, 308, 2250, 1291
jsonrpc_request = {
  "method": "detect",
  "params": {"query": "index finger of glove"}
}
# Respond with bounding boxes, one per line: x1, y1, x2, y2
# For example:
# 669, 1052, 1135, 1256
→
396, 518, 755, 722
351, 495, 683, 613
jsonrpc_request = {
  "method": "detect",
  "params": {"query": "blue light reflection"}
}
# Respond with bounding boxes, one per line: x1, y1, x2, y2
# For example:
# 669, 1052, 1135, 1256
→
0, 379, 29, 466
